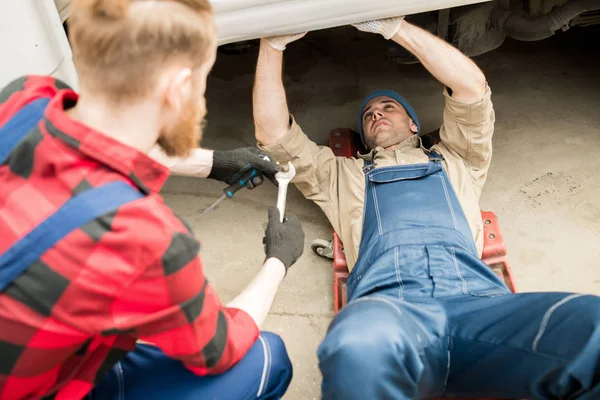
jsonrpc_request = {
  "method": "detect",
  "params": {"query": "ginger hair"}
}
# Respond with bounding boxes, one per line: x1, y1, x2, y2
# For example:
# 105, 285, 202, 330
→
69, 0, 216, 102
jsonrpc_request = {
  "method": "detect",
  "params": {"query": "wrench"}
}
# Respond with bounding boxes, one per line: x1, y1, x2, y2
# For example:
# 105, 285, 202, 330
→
275, 162, 296, 222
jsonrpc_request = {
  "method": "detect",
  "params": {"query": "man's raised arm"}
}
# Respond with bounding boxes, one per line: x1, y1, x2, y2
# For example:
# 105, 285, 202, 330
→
354, 18, 485, 101
251, 33, 343, 228
391, 21, 486, 102
254, 34, 306, 145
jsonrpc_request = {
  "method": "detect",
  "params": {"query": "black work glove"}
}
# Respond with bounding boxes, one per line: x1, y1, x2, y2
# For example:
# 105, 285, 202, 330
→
208, 148, 280, 189
263, 207, 305, 272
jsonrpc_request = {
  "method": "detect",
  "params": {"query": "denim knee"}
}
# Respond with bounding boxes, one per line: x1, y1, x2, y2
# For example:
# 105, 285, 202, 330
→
319, 318, 422, 373
318, 298, 425, 399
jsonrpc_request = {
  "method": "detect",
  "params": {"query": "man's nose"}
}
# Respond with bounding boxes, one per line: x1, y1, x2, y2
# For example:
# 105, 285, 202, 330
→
372, 110, 384, 121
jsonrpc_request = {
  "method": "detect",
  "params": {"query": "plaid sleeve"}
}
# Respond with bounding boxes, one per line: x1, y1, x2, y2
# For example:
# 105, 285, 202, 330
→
0, 75, 71, 127
106, 204, 259, 375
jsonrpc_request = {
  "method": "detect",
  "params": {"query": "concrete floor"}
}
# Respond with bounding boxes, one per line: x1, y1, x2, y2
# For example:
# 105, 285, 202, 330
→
161, 25, 600, 399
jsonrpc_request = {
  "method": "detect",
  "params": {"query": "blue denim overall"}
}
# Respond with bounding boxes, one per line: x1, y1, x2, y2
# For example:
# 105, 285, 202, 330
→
318, 152, 600, 400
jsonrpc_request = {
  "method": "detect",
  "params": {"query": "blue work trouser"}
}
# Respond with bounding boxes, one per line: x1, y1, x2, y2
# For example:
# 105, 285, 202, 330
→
319, 292, 600, 399
92, 332, 292, 400
319, 155, 600, 399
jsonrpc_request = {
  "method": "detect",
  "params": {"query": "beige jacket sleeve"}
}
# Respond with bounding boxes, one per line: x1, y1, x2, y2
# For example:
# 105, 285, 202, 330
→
258, 116, 339, 221
435, 84, 495, 197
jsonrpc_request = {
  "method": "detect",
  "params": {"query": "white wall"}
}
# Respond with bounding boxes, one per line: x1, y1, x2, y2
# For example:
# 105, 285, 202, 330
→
0, 0, 78, 90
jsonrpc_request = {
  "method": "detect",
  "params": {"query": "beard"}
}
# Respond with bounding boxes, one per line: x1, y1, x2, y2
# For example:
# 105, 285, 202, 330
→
157, 96, 207, 158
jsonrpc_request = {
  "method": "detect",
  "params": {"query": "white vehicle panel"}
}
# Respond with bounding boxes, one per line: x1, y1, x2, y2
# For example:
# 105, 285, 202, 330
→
53, 0, 490, 45
213, 0, 490, 44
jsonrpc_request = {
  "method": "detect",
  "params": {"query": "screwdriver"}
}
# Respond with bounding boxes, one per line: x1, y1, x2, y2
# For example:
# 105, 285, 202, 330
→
198, 168, 261, 219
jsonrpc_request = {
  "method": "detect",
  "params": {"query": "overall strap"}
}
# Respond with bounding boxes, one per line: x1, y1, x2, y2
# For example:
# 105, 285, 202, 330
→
0, 181, 144, 291
427, 150, 444, 163
0, 97, 50, 163
362, 158, 375, 174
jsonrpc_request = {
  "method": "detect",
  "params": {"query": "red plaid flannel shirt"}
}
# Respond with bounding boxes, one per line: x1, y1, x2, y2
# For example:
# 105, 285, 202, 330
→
0, 76, 259, 400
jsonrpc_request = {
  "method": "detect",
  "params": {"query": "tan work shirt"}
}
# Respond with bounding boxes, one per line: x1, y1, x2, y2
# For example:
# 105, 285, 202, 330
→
260, 85, 495, 271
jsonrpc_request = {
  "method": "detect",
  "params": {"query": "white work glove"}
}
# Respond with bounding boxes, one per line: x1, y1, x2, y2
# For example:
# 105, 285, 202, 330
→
352, 16, 405, 40
264, 32, 307, 51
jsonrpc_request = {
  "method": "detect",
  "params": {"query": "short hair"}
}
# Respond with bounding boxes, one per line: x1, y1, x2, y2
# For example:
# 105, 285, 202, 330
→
69, 0, 216, 101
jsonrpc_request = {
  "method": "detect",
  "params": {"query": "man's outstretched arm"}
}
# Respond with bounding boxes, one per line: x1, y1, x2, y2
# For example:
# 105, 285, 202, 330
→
355, 18, 485, 101
149, 146, 280, 189
253, 36, 304, 145
391, 21, 486, 102
252, 33, 343, 229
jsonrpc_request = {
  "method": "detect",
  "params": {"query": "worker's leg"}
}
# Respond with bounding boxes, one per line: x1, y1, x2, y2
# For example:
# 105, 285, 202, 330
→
91, 332, 292, 400
318, 296, 449, 400
441, 292, 600, 399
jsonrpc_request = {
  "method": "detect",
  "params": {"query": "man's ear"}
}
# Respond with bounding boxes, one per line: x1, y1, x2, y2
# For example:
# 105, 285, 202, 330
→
163, 68, 193, 115
409, 118, 419, 133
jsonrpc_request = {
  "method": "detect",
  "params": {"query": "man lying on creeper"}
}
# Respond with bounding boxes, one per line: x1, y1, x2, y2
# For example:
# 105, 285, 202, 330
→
254, 15, 600, 400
